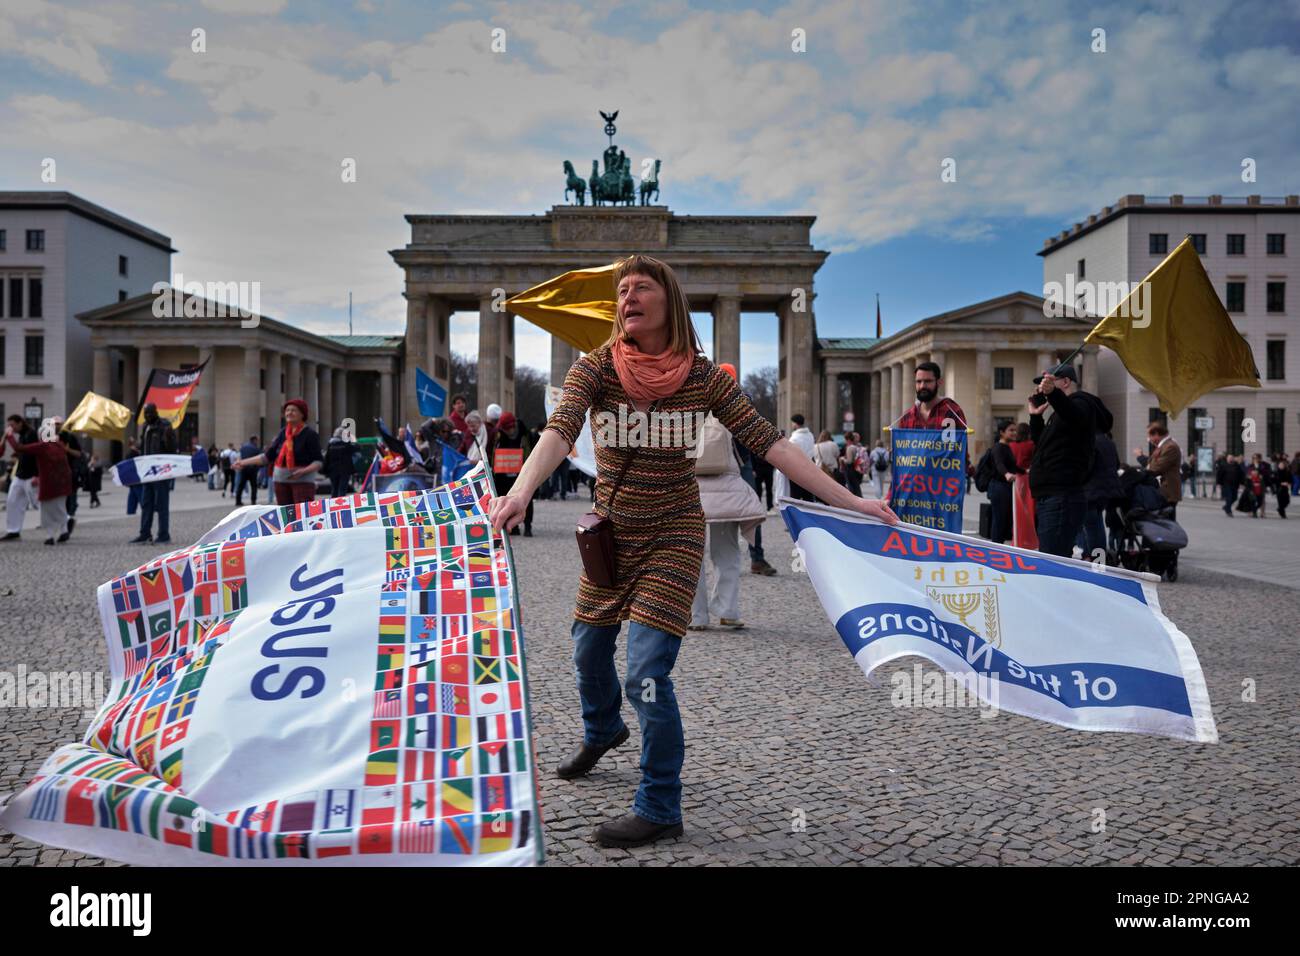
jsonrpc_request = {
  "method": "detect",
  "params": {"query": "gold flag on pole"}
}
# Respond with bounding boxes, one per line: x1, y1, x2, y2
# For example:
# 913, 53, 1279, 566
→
64, 391, 132, 440
1084, 236, 1260, 417
505, 263, 617, 353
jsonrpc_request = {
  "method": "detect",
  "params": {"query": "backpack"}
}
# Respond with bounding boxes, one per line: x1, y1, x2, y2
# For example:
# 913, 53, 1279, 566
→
873, 449, 889, 473
692, 415, 733, 477
974, 448, 996, 492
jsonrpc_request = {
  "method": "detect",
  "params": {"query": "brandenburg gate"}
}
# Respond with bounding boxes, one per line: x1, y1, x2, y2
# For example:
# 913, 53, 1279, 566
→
390, 205, 829, 429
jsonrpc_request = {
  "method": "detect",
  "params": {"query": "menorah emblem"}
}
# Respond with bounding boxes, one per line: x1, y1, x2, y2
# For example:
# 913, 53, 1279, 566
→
927, 586, 1002, 648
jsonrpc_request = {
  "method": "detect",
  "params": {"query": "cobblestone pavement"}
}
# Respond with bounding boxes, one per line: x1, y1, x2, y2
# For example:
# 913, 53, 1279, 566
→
2, 495, 1297, 867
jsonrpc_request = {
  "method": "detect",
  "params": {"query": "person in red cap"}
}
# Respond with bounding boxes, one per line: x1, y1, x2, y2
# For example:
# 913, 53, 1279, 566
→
234, 398, 323, 505
487, 411, 534, 535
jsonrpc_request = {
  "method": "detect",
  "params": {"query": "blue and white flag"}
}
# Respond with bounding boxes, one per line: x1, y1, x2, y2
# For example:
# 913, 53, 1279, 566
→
111, 447, 210, 486
781, 500, 1217, 742
415, 367, 446, 418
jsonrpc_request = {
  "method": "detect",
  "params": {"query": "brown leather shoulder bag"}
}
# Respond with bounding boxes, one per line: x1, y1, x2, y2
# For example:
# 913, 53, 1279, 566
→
575, 399, 655, 588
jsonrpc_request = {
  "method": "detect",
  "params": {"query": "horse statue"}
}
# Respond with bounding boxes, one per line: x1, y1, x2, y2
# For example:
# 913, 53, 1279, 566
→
619, 156, 636, 206
639, 159, 661, 205
589, 160, 603, 205
563, 160, 586, 205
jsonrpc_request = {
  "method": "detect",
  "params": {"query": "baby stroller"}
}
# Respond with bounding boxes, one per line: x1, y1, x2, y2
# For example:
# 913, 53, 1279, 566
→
1109, 467, 1187, 581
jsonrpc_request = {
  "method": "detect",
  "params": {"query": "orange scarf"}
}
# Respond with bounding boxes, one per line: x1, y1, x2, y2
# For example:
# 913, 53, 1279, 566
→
611, 337, 693, 404
275, 423, 301, 469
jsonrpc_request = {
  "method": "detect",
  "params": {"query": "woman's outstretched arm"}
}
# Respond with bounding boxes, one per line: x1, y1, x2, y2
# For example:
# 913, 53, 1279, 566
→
766, 438, 899, 523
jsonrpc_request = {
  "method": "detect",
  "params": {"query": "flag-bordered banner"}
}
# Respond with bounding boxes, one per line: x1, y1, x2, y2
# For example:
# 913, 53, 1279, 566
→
781, 499, 1217, 743
1, 466, 544, 865
886, 428, 967, 532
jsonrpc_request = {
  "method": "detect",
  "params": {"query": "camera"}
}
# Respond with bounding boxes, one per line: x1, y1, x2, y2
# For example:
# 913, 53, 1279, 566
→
1029, 392, 1048, 408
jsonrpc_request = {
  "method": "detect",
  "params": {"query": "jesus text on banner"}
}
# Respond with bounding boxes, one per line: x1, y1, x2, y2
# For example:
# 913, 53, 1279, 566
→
887, 427, 967, 532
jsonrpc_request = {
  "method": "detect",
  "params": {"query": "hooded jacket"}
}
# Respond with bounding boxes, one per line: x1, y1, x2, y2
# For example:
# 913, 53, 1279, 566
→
1029, 387, 1112, 499
695, 416, 766, 543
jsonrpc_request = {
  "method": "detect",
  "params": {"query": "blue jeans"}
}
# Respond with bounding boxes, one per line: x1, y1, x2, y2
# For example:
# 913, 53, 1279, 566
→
571, 619, 684, 825
126, 484, 141, 515
139, 479, 172, 539
1078, 504, 1107, 559
747, 525, 765, 563
1035, 490, 1087, 557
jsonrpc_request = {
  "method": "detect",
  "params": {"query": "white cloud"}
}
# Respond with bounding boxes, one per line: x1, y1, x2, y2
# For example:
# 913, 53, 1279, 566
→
200, 0, 288, 14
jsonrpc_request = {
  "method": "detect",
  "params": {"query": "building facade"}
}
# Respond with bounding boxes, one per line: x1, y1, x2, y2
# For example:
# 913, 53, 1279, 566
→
79, 292, 401, 458
1040, 194, 1300, 461
815, 292, 1097, 456
0, 192, 172, 428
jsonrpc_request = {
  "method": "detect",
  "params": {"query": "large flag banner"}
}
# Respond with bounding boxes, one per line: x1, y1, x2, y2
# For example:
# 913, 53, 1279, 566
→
1084, 236, 1259, 417
545, 385, 597, 478
64, 391, 132, 441
134, 360, 208, 428
1, 464, 544, 865
507, 264, 616, 353
781, 500, 1217, 742
111, 448, 210, 486
886, 428, 967, 532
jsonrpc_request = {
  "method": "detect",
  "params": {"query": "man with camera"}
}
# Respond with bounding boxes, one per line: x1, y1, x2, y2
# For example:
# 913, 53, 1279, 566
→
1026, 365, 1111, 557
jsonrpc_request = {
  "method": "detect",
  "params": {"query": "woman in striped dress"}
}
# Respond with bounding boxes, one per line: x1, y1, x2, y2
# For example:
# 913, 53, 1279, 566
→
488, 254, 898, 848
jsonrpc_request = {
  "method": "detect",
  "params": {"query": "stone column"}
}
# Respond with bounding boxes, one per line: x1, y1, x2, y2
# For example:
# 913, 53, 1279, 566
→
428, 296, 452, 400
403, 291, 428, 427
870, 370, 882, 441
319, 365, 334, 436
929, 349, 947, 397
501, 311, 516, 413
1036, 350, 1055, 378
891, 362, 904, 425
197, 347, 216, 451
901, 357, 916, 415
241, 346, 262, 444
550, 337, 577, 388
333, 369, 348, 432
824, 372, 840, 434
712, 294, 741, 371
380, 367, 395, 426
302, 360, 319, 432
264, 350, 282, 441
778, 294, 815, 429
974, 347, 994, 455
92, 345, 112, 458
478, 295, 501, 412
879, 366, 892, 432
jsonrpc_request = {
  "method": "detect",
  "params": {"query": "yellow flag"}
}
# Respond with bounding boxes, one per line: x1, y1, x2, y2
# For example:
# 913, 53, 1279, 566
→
1084, 236, 1259, 417
63, 391, 132, 441
505, 264, 616, 354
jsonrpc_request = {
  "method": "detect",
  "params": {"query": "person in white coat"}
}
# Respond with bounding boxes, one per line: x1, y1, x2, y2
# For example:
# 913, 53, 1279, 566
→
786, 414, 816, 501
689, 412, 767, 630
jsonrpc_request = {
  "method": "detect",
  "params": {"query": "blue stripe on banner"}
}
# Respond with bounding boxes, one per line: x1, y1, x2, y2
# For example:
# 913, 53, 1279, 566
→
115, 459, 141, 485
784, 506, 1147, 603
835, 601, 1193, 716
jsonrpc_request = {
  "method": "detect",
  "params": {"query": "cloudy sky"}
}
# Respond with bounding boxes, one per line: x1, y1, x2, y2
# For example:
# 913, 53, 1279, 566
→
2, 0, 1298, 375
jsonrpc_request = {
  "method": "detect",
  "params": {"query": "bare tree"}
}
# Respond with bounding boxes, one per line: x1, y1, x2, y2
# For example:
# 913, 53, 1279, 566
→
742, 366, 777, 424
451, 352, 477, 410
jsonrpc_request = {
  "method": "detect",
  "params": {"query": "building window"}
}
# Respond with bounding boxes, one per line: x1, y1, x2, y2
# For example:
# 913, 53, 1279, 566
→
8, 277, 23, 317
119, 255, 128, 277
259, 368, 266, 390
0, 229, 6, 251
25, 230, 45, 252
24, 335, 43, 376
118, 290, 128, 302
1148, 407, 1168, 429
1225, 281, 1246, 313
1266, 340, 1286, 380
1187, 406, 1207, 450
1266, 408, 1285, 456
0, 335, 5, 376
1267, 233, 1285, 255
1149, 233, 1168, 255
29, 278, 41, 318
994, 367, 1014, 390
1190, 233, 1206, 255
1076, 258, 1085, 280
1226, 233, 1245, 255
1267, 282, 1285, 313
1227, 407, 1245, 456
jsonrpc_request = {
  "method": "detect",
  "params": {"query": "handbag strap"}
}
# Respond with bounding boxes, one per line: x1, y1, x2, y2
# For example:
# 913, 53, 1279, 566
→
601, 399, 656, 517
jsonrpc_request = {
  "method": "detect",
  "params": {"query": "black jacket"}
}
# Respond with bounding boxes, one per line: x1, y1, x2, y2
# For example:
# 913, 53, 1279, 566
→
8, 425, 39, 479
990, 442, 1020, 485
1085, 432, 1124, 505
1029, 388, 1111, 499
139, 419, 177, 456
325, 439, 357, 478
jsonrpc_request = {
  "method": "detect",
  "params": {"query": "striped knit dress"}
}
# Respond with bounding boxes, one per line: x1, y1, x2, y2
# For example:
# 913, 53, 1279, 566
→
546, 344, 780, 638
